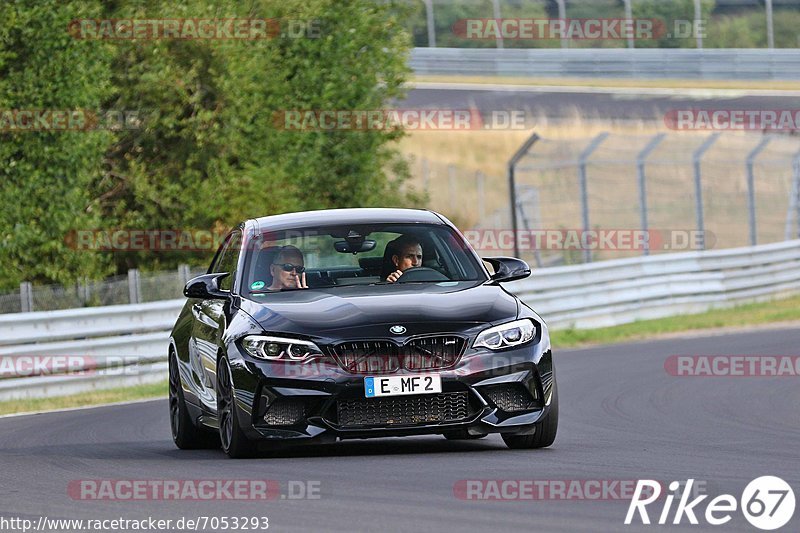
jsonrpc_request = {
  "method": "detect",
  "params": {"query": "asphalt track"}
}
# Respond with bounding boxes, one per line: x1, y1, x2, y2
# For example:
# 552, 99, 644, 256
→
1, 327, 798, 532
404, 85, 800, 122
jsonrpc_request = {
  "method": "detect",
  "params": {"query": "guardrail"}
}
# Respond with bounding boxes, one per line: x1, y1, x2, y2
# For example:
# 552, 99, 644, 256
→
410, 48, 800, 80
1, 239, 799, 401
508, 239, 800, 328
0, 300, 184, 401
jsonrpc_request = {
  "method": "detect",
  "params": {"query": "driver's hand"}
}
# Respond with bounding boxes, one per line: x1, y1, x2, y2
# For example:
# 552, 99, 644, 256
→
293, 272, 308, 289
386, 270, 403, 283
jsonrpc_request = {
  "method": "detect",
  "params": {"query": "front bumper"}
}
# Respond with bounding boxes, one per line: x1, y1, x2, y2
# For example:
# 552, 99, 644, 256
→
227, 342, 555, 446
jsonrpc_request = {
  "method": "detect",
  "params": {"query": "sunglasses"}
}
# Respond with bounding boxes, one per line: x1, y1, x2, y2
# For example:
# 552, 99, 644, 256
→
275, 263, 305, 273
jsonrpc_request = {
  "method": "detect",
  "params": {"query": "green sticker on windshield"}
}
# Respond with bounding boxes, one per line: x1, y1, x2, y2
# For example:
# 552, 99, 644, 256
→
250, 281, 265, 290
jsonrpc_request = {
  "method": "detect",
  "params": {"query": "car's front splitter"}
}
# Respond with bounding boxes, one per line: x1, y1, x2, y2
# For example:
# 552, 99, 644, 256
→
231, 351, 553, 444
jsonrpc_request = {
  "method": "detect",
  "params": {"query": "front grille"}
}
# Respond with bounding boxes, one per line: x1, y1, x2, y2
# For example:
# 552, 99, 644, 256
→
333, 336, 465, 374
263, 398, 306, 425
482, 384, 537, 412
337, 392, 470, 427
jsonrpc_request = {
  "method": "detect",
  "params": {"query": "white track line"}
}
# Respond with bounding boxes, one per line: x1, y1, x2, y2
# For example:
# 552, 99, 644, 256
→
0, 396, 165, 420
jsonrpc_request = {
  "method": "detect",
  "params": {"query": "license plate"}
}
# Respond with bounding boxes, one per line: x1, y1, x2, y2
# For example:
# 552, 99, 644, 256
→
364, 374, 442, 398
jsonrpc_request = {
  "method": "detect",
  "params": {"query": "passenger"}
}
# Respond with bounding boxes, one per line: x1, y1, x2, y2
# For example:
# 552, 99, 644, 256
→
268, 245, 308, 290
386, 235, 423, 283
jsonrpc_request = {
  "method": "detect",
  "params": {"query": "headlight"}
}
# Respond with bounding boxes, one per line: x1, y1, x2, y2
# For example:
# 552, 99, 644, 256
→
473, 319, 536, 350
241, 335, 324, 362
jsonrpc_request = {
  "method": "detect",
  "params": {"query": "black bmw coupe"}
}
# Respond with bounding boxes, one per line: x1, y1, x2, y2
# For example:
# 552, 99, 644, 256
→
169, 208, 557, 457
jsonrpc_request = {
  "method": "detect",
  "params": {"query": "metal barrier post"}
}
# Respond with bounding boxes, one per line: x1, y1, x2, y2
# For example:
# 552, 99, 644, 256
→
20, 282, 33, 313
491, 0, 503, 49
179, 264, 191, 286
636, 133, 666, 256
794, 152, 800, 239
448, 164, 456, 214
422, 158, 430, 194
423, 0, 436, 47
784, 153, 800, 241
578, 133, 609, 263
476, 171, 486, 224
746, 137, 772, 246
692, 133, 721, 250
766, 0, 775, 49
623, 0, 634, 49
694, 0, 704, 49
556, 0, 567, 49
128, 269, 141, 304
516, 186, 543, 268
508, 132, 540, 258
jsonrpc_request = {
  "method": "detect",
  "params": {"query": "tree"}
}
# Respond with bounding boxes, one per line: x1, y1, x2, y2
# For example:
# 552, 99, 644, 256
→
0, 0, 114, 291
0, 0, 419, 287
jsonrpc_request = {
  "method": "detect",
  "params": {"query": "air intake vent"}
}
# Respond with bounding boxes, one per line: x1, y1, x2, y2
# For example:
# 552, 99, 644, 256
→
482, 384, 537, 412
334, 336, 465, 374
263, 398, 306, 425
337, 392, 470, 427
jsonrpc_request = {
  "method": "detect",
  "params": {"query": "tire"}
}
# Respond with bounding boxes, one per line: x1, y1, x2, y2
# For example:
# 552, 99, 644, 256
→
443, 429, 487, 440
217, 356, 258, 458
169, 352, 220, 450
502, 383, 558, 450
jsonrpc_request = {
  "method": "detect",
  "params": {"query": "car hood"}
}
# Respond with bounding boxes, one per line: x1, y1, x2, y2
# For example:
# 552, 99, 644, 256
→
237, 281, 518, 339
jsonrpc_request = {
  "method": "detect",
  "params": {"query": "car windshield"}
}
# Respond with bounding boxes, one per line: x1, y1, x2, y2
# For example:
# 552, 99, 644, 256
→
241, 223, 486, 296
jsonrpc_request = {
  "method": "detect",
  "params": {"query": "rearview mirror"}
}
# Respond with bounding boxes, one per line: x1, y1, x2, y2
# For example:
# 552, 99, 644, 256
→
334, 239, 377, 254
184, 273, 230, 299
483, 257, 531, 284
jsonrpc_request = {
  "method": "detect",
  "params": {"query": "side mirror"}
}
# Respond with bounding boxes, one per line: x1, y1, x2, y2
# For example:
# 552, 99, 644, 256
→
184, 273, 230, 299
483, 257, 531, 284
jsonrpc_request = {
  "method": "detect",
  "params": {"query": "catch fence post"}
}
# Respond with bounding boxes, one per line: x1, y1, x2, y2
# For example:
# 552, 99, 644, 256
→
692, 133, 721, 250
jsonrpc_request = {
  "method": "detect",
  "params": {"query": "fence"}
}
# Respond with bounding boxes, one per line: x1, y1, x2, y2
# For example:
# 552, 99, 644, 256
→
427, 131, 799, 269
410, 131, 800, 268
0, 265, 206, 315
403, 0, 798, 50
414, 157, 511, 231
2, 239, 798, 400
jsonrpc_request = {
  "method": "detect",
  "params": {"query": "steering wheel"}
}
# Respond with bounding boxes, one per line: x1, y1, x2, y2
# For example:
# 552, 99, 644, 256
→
396, 266, 449, 282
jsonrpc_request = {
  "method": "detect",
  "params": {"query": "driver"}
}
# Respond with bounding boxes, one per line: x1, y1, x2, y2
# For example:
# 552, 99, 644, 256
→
268, 245, 308, 290
386, 235, 423, 283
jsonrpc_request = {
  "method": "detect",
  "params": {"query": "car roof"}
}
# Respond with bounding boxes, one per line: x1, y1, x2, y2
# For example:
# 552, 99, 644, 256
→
250, 208, 446, 232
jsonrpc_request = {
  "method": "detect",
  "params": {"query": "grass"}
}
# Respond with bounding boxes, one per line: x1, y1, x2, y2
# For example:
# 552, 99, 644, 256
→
551, 294, 800, 348
412, 75, 800, 92
0, 380, 167, 416
4, 295, 800, 416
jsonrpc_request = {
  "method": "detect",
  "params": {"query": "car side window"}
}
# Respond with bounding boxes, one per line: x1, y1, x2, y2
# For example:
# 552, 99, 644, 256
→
213, 231, 242, 292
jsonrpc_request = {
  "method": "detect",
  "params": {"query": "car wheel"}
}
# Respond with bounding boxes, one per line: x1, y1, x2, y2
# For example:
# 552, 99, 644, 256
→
443, 430, 487, 440
502, 383, 558, 450
217, 356, 257, 458
169, 352, 220, 450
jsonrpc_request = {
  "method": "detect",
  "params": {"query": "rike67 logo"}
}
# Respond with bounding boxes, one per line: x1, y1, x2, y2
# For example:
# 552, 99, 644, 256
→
625, 477, 795, 530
